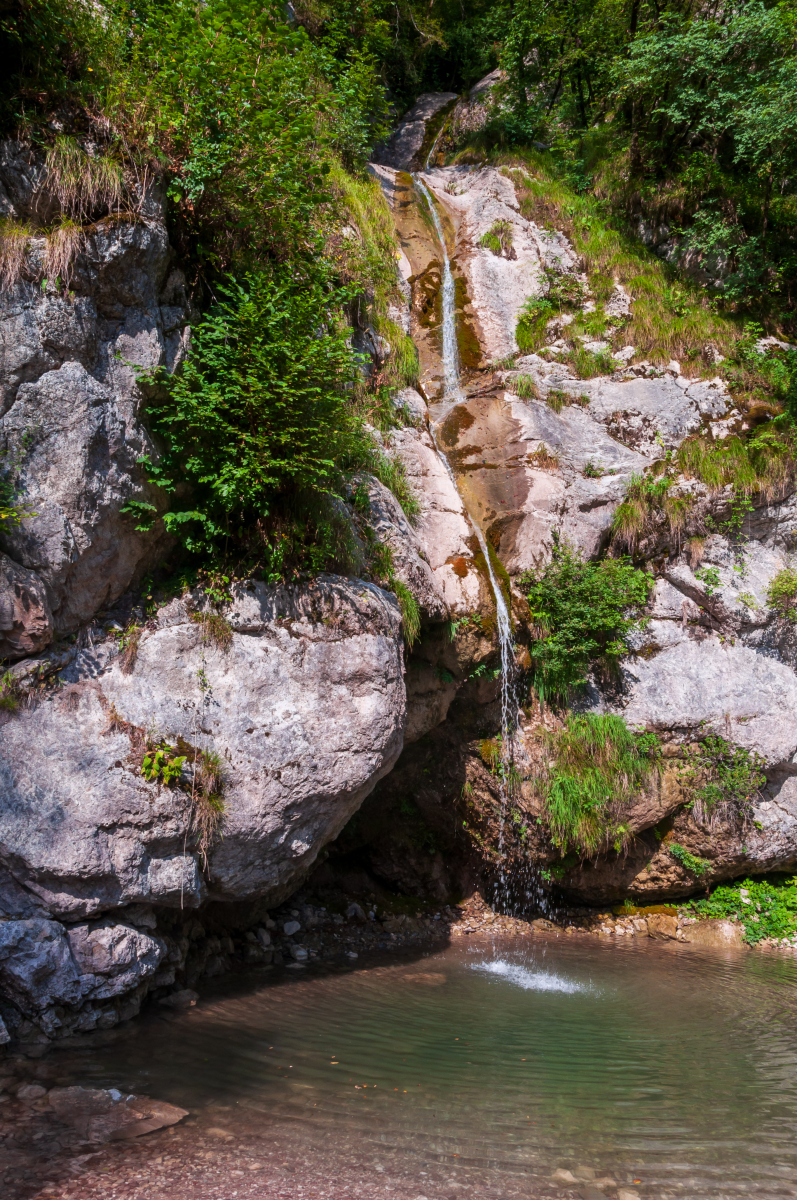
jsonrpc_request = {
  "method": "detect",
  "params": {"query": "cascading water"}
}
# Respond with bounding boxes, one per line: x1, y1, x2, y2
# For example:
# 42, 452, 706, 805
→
412, 170, 520, 894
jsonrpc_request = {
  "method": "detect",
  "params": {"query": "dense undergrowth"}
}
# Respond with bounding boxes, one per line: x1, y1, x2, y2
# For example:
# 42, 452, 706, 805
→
0, 0, 426, 635
684, 876, 797, 945
540, 713, 661, 858
520, 541, 652, 704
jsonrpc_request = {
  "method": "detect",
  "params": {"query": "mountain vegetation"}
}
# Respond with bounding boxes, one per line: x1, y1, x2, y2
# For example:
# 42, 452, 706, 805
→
2, 0, 796, 586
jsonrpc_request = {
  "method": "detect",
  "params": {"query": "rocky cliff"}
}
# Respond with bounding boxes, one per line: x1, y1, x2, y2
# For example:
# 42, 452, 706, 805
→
2, 90, 797, 1043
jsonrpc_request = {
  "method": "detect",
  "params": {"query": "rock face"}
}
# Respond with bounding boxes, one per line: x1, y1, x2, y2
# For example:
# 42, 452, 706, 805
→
0, 141, 187, 639
5, 101, 797, 1047
0, 551, 52, 658
0, 577, 405, 914
373, 93, 459, 172
1, 360, 170, 632
420, 165, 579, 363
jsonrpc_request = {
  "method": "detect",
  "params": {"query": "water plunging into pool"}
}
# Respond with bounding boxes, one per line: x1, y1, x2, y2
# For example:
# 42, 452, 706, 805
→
412, 170, 519, 887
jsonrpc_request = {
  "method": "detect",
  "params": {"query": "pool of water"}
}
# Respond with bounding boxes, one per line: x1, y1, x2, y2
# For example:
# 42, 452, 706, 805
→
57, 935, 797, 1197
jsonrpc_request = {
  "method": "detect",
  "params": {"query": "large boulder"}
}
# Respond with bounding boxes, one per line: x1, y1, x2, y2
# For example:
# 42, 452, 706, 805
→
0, 575, 406, 921
0, 575, 406, 1038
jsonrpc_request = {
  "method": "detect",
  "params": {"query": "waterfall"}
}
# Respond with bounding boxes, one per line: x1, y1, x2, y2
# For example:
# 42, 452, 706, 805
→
413, 171, 519, 799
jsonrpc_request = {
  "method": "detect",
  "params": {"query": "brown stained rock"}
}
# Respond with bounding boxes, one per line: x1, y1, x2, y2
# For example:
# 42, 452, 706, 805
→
646, 913, 679, 940
623, 769, 685, 833
0, 553, 52, 660
47, 1086, 187, 1144
680, 918, 744, 949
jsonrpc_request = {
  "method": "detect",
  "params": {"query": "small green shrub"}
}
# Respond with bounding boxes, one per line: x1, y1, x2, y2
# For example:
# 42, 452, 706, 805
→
139, 267, 415, 580
544, 388, 589, 414
516, 297, 555, 353
120, 499, 158, 532
680, 734, 766, 828
542, 714, 660, 857
0, 670, 21, 713
479, 218, 514, 256
684, 876, 797, 945
547, 274, 587, 308
142, 746, 187, 786
520, 540, 653, 703
669, 842, 711, 877
767, 567, 797, 621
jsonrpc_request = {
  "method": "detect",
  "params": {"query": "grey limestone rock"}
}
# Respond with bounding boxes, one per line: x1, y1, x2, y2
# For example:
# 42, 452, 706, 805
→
0, 551, 52, 659
0, 574, 406, 926
356, 473, 449, 622
373, 93, 458, 171
0, 360, 169, 632
0, 919, 84, 1034
67, 921, 164, 1000
0, 142, 189, 633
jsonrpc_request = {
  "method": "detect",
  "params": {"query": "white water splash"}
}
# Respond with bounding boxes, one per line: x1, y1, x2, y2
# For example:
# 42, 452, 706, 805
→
472, 959, 593, 995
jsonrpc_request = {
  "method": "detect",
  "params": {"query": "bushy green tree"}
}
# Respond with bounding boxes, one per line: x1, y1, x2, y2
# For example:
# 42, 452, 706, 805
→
139, 267, 378, 575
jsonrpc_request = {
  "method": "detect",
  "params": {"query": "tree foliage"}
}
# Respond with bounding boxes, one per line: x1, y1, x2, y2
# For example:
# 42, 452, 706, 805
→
140, 267, 387, 577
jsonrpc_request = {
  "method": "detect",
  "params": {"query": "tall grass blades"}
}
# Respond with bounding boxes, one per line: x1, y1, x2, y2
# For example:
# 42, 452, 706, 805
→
44, 136, 124, 222
192, 749, 226, 866
0, 220, 31, 291
543, 714, 660, 857
43, 219, 84, 283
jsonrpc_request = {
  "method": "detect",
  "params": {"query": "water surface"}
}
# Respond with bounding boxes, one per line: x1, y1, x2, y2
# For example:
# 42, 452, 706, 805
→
60, 935, 797, 1197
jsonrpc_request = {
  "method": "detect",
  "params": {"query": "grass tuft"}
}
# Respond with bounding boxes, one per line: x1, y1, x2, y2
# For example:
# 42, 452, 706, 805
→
0, 220, 32, 291
541, 714, 661, 857
43, 218, 84, 283
191, 609, 234, 652
45, 135, 124, 223
192, 748, 226, 866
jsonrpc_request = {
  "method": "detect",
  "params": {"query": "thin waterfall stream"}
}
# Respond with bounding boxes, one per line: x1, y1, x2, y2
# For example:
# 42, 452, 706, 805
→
412, 171, 520, 883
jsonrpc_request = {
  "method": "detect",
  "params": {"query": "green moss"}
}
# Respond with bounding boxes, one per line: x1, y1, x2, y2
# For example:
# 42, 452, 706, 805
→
416, 98, 458, 170
453, 273, 483, 370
